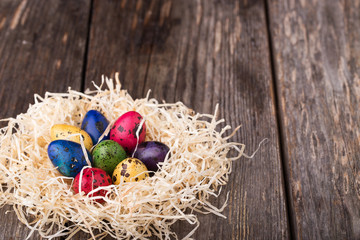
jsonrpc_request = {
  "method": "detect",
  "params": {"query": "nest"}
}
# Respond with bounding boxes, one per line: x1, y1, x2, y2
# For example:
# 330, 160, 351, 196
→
0, 74, 244, 239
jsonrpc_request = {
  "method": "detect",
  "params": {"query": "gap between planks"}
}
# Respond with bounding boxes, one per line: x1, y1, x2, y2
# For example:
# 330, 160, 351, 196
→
81, 0, 94, 92
263, 0, 294, 239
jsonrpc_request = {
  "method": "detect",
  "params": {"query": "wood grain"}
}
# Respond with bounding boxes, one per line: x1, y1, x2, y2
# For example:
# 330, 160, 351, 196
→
82, 0, 289, 239
0, 0, 91, 239
267, 0, 360, 239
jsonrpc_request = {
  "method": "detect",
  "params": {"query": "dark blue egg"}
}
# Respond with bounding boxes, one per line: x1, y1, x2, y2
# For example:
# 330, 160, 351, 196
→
47, 140, 93, 177
133, 141, 170, 173
81, 110, 109, 144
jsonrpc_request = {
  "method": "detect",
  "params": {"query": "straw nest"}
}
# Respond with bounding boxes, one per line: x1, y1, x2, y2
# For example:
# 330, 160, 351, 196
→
0, 74, 244, 239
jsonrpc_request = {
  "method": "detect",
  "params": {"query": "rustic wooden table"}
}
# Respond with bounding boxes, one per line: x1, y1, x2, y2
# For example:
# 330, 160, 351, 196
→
0, 0, 359, 239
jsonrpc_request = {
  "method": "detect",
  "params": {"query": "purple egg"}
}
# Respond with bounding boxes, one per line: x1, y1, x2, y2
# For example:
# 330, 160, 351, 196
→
133, 141, 170, 172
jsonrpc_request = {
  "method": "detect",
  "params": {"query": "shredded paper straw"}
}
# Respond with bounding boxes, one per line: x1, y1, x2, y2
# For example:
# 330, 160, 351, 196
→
0, 74, 245, 239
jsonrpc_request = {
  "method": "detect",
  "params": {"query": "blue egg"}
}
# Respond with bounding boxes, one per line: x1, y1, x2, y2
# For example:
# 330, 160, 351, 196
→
47, 140, 93, 177
81, 110, 109, 144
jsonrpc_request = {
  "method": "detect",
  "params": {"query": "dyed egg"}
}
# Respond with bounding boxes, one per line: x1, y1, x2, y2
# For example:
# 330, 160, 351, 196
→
81, 110, 109, 144
92, 140, 127, 175
47, 140, 93, 177
112, 157, 149, 184
73, 168, 112, 202
133, 141, 170, 172
51, 124, 93, 151
110, 111, 146, 154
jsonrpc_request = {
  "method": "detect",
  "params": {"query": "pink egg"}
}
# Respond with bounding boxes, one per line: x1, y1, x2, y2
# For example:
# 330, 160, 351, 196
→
110, 111, 146, 154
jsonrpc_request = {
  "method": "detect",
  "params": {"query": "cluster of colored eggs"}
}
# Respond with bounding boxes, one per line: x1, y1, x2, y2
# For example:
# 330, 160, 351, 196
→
47, 110, 170, 201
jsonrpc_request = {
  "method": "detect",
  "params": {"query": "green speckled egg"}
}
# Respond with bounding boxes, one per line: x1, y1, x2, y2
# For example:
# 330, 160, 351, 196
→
92, 140, 127, 175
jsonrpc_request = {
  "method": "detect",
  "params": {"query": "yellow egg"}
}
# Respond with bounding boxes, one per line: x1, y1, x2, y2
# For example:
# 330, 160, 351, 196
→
51, 124, 93, 151
112, 157, 149, 184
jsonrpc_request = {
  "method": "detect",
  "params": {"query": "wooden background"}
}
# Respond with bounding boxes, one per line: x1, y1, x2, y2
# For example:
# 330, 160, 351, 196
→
0, 0, 359, 239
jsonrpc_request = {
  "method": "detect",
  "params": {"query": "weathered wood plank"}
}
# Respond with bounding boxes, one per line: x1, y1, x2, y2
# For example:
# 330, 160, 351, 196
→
267, 0, 360, 239
0, 0, 91, 239
82, 0, 289, 239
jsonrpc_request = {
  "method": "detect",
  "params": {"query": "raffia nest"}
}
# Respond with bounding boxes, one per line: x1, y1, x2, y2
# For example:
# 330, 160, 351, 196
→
0, 74, 244, 239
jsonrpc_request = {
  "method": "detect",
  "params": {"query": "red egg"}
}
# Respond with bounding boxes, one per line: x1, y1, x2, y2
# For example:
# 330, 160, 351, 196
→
110, 111, 146, 154
73, 168, 112, 202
